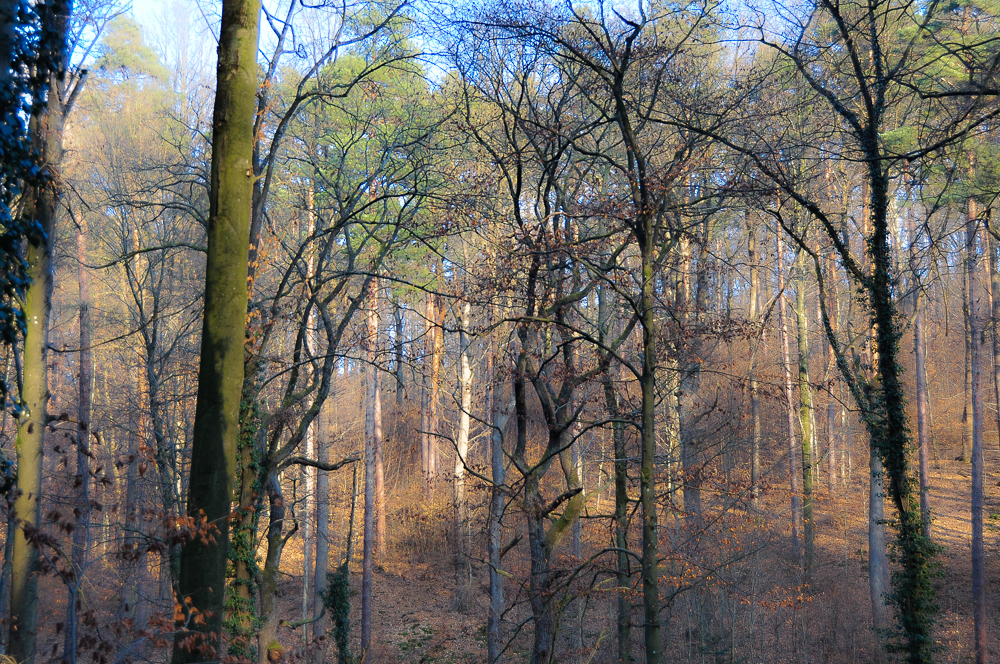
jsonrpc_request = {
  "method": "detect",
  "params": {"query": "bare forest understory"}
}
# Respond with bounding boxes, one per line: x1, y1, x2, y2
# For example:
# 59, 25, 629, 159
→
11, 435, 1000, 664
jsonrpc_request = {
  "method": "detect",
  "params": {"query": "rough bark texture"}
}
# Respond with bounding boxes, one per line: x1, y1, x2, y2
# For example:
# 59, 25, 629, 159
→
487, 359, 507, 664
172, 1, 259, 660
63, 213, 93, 664
967, 212, 986, 664
9, 1, 70, 655
361, 284, 382, 661
794, 256, 815, 571
312, 408, 331, 645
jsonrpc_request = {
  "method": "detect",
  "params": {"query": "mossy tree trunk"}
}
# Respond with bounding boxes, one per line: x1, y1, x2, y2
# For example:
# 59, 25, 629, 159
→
172, 0, 259, 661
9, 1, 71, 658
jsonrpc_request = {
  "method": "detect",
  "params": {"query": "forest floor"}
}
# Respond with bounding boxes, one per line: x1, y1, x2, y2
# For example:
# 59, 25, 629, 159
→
268, 448, 1000, 664
22, 446, 1000, 663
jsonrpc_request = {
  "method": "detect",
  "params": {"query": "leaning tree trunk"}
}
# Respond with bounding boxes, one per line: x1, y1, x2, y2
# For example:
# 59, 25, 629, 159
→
172, 0, 259, 661
9, 1, 70, 656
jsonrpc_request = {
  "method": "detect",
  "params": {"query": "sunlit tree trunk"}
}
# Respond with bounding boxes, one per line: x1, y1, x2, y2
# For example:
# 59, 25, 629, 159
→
361, 281, 382, 661
776, 233, 802, 562
172, 0, 259, 660
454, 300, 472, 583
748, 224, 761, 510
794, 253, 815, 571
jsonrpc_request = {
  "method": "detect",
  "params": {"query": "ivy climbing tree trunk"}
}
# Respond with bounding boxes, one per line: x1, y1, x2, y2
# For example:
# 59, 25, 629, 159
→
9, 2, 71, 659
172, 0, 259, 661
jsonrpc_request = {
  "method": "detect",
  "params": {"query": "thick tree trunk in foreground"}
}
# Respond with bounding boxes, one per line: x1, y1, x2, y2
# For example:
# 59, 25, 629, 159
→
172, 0, 259, 660
9, 2, 70, 656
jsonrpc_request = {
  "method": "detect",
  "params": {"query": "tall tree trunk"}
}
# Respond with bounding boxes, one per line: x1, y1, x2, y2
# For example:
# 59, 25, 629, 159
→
454, 300, 472, 582
8, 0, 70, 655
487, 350, 508, 664
372, 287, 385, 560
63, 212, 93, 664
256, 469, 288, 664
748, 224, 761, 510
638, 218, 662, 664
776, 233, 803, 562
172, 1, 259, 660
967, 208, 987, 664
603, 366, 631, 664
361, 282, 381, 661
963, 264, 974, 463
312, 407, 331, 652
429, 292, 442, 488
908, 212, 932, 538
986, 217, 1000, 452
421, 293, 433, 494
394, 304, 405, 405
794, 254, 815, 571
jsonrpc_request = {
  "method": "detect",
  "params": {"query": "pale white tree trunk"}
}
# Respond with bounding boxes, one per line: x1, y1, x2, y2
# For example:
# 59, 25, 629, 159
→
777, 233, 802, 561
454, 300, 472, 582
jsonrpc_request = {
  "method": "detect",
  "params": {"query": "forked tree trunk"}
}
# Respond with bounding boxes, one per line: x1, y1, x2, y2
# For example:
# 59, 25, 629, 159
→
172, 1, 259, 661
